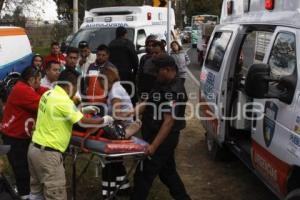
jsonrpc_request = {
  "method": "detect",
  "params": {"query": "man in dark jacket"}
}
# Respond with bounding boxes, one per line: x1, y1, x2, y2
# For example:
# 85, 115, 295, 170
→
108, 26, 139, 104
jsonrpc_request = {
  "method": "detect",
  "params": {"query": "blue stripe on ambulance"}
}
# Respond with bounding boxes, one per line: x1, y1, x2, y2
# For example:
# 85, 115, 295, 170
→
0, 53, 33, 80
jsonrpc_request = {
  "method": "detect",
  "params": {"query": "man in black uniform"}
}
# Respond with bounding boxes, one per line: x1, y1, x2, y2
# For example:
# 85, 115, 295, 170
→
131, 55, 191, 200
108, 26, 139, 104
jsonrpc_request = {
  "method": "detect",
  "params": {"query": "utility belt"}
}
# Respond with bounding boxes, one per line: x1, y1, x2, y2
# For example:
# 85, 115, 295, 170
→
32, 142, 61, 153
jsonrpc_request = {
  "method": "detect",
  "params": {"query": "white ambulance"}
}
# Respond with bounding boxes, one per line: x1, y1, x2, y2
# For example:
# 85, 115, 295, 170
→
69, 6, 177, 54
200, 0, 300, 199
0, 27, 32, 80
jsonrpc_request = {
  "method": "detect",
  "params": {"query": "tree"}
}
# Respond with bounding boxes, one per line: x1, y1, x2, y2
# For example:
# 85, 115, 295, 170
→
186, 0, 222, 23
1, 3, 28, 27
54, 0, 144, 22
0, 0, 46, 22
1, 0, 34, 15
0, 0, 4, 13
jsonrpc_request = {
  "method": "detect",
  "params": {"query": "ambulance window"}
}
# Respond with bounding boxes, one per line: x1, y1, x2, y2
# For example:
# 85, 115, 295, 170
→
205, 32, 232, 71
269, 32, 296, 77
238, 31, 273, 77
137, 29, 146, 47
70, 28, 135, 52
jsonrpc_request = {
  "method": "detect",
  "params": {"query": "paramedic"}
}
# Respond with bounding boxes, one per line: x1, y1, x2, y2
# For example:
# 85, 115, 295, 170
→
1, 66, 48, 200
130, 55, 191, 200
27, 70, 114, 200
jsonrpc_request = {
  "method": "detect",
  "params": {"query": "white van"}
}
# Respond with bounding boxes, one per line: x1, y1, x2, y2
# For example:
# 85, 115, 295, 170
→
200, 0, 300, 199
69, 6, 177, 55
0, 27, 32, 80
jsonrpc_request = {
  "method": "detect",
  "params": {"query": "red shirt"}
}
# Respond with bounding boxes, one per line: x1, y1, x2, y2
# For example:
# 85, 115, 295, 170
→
44, 53, 66, 70
1, 81, 48, 139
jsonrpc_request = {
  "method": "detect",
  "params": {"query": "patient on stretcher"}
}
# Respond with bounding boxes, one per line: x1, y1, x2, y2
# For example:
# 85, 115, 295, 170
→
101, 66, 141, 139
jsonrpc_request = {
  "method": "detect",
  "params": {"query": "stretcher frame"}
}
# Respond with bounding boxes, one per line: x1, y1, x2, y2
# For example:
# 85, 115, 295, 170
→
69, 145, 146, 200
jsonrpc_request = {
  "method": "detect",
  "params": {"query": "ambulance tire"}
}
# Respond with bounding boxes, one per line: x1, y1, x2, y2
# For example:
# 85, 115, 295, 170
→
285, 189, 300, 200
205, 132, 232, 161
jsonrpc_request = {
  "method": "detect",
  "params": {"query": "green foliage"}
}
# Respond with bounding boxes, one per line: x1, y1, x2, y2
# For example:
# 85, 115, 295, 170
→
51, 22, 72, 43
32, 46, 50, 57
54, 0, 144, 22
186, 0, 222, 21
1, 6, 27, 27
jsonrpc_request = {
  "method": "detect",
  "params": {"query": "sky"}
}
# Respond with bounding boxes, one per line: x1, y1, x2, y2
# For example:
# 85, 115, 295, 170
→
2, 0, 58, 21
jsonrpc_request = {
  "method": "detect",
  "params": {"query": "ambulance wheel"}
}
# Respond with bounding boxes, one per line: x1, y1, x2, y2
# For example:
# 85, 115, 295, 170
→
205, 132, 223, 160
205, 132, 233, 161
285, 189, 300, 200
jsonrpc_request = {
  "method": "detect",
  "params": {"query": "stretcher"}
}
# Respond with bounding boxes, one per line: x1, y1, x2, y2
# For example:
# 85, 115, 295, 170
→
69, 128, 148, 200
71, 130, 148, 154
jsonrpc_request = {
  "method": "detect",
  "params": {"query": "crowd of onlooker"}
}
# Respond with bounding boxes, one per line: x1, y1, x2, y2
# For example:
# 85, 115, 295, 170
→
0, 26, 191, 200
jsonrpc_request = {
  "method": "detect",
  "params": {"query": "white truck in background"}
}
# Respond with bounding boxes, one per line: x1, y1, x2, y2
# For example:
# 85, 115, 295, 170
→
0, 27, 32, 80
69, 6, 178, 55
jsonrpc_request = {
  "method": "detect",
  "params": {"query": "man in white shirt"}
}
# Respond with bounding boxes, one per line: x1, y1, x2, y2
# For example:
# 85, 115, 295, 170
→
78, 41, 96, 76
41, 61, 60, 89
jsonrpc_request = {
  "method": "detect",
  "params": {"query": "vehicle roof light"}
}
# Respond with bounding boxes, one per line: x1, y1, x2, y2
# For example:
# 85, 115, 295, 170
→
126, 16, 134, 21
85, 17, 93, 23
227, 0, 233, 15
147, 12, 152, 20
244, 0, 250, 13
158, 12, 163, 20
265, 0, 274, 10
104, 17, 112, 22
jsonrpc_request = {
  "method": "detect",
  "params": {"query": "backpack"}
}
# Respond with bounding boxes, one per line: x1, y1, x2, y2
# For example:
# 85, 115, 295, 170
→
0, 72, 21, 103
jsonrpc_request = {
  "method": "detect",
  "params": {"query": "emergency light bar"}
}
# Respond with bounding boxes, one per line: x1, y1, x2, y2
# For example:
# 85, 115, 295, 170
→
147, 12, 152, 20
227, 0, 233, 15
265, 0, 274, 10
244, 0, 250, 12
126, 16, 134, 21
104, 17, 112, 22
85, 17, 93, 23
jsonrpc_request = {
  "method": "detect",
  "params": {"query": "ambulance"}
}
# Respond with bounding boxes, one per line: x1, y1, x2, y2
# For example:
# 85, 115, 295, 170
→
69, 6, 177, 55
0, 27, 32, 80
200, 0, 300, 199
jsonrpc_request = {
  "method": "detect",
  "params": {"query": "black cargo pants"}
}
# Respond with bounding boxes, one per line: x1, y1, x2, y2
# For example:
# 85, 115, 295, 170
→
2, 135, 30, 196
131, 130, 190, 200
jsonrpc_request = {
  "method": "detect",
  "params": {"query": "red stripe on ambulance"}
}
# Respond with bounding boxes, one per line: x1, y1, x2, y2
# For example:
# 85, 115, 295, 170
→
252, 140, 291, 195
